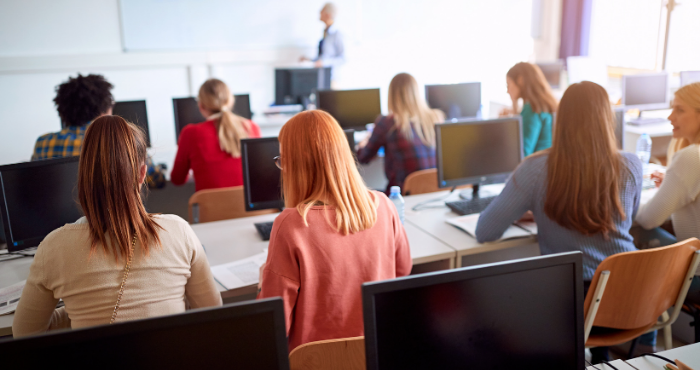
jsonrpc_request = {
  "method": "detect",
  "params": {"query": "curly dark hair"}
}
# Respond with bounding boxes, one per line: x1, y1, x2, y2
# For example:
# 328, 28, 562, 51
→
54, 74, 114, 127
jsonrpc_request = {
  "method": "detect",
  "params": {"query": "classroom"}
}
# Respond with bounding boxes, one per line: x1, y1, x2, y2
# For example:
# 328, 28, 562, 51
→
1, 0, 699, 368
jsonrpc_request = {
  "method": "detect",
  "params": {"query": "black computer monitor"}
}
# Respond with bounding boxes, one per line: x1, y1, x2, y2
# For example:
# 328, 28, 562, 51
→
112, 100, 151, 147
275, 67, 332, 106
436, 117, 523, 197
0, 298, 290, 370
536, 61, 564, 89
362, 252, 585, 370
621, 73, 669, 110
317, 89, 382, 130
173, 94, 252, 140
680, 71, 700, 87
425, 82, 481, 120
0, 157, 82, 252
241, 130, 356, 211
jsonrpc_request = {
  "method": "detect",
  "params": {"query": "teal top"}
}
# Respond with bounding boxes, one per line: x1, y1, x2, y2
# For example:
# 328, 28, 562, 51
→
520, 102, 553, 157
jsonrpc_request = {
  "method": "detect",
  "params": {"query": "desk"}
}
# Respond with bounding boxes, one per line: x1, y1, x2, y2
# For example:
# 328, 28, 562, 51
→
585, 343, 700, 369
624, 122, 673, 159
403, 189, 540, 268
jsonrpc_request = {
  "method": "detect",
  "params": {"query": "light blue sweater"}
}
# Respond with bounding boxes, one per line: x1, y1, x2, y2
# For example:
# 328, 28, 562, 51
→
475, 152, 642, 280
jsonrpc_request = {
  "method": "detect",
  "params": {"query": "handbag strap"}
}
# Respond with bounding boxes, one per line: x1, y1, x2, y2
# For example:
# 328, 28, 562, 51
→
110, 235, 137, 324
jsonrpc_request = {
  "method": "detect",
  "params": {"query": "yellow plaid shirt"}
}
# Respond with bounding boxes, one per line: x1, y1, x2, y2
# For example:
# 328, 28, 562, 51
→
32, 126, 87, 161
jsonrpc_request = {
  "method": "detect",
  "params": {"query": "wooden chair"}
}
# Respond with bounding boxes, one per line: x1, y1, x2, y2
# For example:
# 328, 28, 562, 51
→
403, 168, 470, 196
187, 186, 276, 224
289, 337, 365, 370
584, 238, 700, 351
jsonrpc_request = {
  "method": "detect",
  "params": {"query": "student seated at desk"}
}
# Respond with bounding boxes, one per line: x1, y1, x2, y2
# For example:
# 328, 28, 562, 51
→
476, 82, 642, 361
258, 110, 412, 351
13, 116, 222, 338
500, 62, 557, 157
171, 79, 261, 191
357, 73, 444, 194
32, 74, 114, 161
635, 82, 700, 307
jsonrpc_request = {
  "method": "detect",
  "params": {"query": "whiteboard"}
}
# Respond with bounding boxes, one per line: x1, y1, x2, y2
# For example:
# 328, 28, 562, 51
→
119, 0, 357, 51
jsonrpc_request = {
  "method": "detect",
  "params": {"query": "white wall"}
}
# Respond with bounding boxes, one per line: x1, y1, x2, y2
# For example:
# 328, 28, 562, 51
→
0, 0, 548, 167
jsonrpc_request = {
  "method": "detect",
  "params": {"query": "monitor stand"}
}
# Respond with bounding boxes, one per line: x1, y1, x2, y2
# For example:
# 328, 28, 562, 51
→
458, 184, 481, 200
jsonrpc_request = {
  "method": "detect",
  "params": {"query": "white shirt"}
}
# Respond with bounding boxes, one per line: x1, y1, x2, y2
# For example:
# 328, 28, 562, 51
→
636, 144, 700, 242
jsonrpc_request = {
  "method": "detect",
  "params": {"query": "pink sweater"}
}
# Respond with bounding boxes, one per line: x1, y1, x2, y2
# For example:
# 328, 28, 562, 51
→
258, 191, 412, 351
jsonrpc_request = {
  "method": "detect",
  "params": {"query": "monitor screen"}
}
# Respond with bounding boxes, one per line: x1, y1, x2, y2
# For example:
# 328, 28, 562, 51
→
112, 100, 151, 147
680, 71, 700, 87
173, 95, 252, 140
536, 61, 564, 89
275, 68, 331, 105
317, 89, 381, 129
0, 156, 83, 252
436, 117, 523, 188
0, 298, 290, 370
242, 130, 356, 211
622, 73, 669, 110
425, 82, 481, 120
362, 252, 584, 370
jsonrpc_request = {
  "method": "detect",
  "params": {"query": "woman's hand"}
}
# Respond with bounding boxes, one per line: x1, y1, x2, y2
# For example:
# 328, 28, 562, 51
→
651, 171, 664, 188
518, 211, 534, 222
499, 107, 515, 117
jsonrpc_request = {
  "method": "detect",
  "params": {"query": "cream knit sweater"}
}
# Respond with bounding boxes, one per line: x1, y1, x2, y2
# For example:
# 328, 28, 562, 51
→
13, 214, 222, 338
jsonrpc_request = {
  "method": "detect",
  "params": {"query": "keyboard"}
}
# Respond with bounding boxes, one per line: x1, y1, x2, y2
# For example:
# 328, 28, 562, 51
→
446, 196, 497, 216
254, 221, 275, 241
627, 117, 668, 125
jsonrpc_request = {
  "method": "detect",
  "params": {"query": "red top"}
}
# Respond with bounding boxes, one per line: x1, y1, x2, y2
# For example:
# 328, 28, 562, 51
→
171, 119, 261, 191
258, 191, 412, 351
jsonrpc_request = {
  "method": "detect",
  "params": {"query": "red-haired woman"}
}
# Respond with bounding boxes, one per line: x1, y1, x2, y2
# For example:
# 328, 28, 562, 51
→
13, 116, 221, 338
258, 110, 412, 351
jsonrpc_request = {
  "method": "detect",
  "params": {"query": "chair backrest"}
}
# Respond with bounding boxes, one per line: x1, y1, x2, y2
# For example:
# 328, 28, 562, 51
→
187, 186, 276, 224
289, 336, 365, 370
584, 238, 700, 330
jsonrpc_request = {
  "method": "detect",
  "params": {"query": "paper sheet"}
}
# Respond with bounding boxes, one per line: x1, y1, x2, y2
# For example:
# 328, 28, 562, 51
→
210, 251, 268, 290
446, 214, 534, 241
0, 280, 26, 316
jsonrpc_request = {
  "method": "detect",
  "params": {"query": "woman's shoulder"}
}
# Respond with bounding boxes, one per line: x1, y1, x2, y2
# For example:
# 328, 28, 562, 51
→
619, 151, 643, 176
671, 144, 700, 165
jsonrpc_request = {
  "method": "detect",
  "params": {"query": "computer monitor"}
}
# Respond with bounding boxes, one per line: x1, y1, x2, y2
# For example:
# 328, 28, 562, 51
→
241, 130, 356, 212
425, 82, 481, 120
0, 298, 290, 370
362, 252, 585, 370
435, 117, 523, 198
536, 61, 564, 89
621, 73, 669, 110
173, 94, 253, 140
112, 100, 151, 147
317, 89, 382, 130
275, 67, 331, 106
0, 156, 82, 252
680, 71, 700, 87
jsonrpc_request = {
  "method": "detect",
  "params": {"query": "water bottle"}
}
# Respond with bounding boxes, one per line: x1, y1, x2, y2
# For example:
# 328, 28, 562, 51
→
635, 133, 652, 173
389, 186, 405, 224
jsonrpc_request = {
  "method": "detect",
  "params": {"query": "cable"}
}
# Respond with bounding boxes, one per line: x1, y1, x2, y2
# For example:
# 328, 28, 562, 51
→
411, 187, 457, 211
639, 353, 676, 366
586, 360, 601, 370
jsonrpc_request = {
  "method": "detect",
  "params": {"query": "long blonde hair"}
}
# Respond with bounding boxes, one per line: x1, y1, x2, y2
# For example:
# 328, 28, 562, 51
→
388, 73, 445, 146
198, 79, 250, 157
542, 81, 625, 238
668, 82, 700, 160
507, 62, 558, 114
279, 110, 377, 235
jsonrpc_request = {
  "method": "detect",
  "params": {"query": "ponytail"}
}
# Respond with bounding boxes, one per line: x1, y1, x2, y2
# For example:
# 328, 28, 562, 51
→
217, 109, 250, 157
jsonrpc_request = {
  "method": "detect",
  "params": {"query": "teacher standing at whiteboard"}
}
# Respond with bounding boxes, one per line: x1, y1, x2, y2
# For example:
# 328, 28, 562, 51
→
300, 3, 345, 81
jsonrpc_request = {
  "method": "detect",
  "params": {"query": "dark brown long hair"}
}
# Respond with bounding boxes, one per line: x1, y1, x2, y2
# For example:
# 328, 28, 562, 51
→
78, 115, 163, 261
543, 81, 624, 238
507, 62, 558, 114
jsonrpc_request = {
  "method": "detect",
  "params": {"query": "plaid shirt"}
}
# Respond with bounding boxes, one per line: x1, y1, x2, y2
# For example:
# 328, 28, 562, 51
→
357, 115, 436, 194
32, 126, 87, 161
